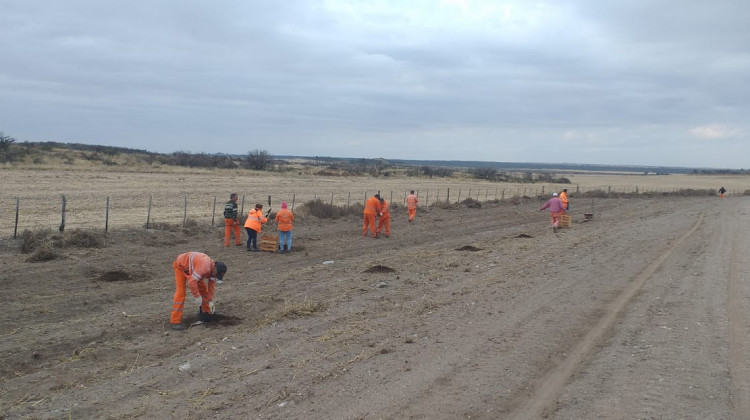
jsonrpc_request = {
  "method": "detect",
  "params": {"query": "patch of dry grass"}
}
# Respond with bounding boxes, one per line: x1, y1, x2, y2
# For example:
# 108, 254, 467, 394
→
257, 298, 328, 327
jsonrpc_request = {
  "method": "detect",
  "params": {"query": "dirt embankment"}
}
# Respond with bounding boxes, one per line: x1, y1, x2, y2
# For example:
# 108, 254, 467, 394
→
2, 196, 749, 419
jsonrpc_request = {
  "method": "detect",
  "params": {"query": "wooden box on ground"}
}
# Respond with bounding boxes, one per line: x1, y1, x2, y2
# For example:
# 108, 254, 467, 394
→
260, 234, 279, 252
559, 214, 572, 228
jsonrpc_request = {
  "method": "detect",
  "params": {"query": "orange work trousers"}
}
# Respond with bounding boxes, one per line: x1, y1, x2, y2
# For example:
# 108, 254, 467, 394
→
224, 219, 241, 246
363, 213, 377, 237
408, 208, 416, 221
170, 261, 210, 325
377, 215, 390, 237
550, 211, 562, 228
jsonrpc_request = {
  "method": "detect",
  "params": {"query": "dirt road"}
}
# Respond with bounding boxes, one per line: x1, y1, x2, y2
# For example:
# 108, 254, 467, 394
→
2, 195, 749, 419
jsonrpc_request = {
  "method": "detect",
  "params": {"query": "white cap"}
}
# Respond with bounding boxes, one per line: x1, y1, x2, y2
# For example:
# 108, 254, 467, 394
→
552, 192, 558, 196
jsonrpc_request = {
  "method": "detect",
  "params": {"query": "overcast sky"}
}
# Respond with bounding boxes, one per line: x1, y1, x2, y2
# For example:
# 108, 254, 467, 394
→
1, 1, 748, 168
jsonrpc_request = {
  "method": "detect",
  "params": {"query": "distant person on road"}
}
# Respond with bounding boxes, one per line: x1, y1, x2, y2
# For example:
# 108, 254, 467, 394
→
170, 252, 227, 330
376, 197, 391, 238
540, 192, 566, 233
363, 193, 382, 237
406, 190, 419, 222
223, 193, 242, 247
275, 201, 294, 253
244, 204, 267, 251
559, 189, 569, 213
719, 186, 727, 199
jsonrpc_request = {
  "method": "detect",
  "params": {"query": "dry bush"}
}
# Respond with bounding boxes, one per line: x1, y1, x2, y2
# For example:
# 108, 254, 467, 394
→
146, 221, 181, 231
63, 229, 103, 248
460, 197, 482, 208
19, 228, 55, 254
298, 199, 360, 219
743, 190, 750, 196
26, 244, 60, 262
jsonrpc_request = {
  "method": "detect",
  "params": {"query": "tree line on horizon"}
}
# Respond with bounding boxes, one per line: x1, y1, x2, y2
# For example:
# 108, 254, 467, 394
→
1, 131, 747, 178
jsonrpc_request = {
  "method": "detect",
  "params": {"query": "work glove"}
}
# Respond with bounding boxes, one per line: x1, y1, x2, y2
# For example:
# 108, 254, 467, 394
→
208, 301, 216, 314
194, 296, 203, 305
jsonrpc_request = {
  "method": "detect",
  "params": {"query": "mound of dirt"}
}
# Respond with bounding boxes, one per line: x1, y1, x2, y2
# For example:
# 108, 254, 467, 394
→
456, 245, 481, 251
364, 265, 397, 273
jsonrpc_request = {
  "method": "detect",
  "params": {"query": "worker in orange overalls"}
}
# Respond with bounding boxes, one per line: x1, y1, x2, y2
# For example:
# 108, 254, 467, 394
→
559, 189, 569, 213
244, 204, 267, 251
170, 252, 227, 330
363, 193, 382, 237
406, 190, 418, 222
719, 186, 726, 199
376, 197, 391, 238
223, 193, 242, 247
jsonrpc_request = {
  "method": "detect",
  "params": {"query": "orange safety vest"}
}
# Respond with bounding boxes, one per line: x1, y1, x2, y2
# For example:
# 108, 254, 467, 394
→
364, 196, 382, 216
243, 209, 267, 232
275, 208, 294, 232
559, 191, 568, 207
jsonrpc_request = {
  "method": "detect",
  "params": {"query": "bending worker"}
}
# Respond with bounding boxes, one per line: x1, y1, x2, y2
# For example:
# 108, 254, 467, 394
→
170, 252, 227, 330
376, 196, 390, 238
406, 190, 418, 222
363, 193, 382, 237
223, 193, 242, 247
244, 204, 268, 251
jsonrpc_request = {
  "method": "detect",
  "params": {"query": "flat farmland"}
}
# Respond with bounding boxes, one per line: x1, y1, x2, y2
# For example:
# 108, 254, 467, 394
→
2, 167, 750, 419
1, 167, 745, 234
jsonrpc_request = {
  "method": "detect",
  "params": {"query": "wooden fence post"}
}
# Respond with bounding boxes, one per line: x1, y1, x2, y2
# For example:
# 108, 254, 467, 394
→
211, 196, 216, 227
59, 194, 66, 233
183, 195, 187, 228
346, 192, 349, 208
13, 198, 19, 239
292, 193, 296, 210
446, 188, 450, 203
146, 194, 152, 229
105, 196, 110, 233
330, 192, 334, 206
240, 195, 245, 217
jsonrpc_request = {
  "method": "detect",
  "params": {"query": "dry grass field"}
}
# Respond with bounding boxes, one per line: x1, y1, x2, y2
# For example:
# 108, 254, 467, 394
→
1, 165, 746, 234
2, 165, 750, 419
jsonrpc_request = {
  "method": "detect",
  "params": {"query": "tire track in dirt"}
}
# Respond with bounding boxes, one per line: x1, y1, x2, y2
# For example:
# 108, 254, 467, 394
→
728, 215, 750, 417
509, 212, 705, 419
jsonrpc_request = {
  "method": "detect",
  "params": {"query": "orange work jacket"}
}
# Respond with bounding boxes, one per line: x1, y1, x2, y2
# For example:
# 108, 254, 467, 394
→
174, 252, 218, 299
406, 194, 418, 210
559, 191, 569, 207
275, 208, 294, 232
379, 200, 390, 217
244, 208, 267, 232
364, 196, 382, 216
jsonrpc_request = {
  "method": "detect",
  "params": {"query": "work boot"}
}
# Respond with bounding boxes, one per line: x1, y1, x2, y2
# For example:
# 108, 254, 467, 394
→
170, 324, 186, 331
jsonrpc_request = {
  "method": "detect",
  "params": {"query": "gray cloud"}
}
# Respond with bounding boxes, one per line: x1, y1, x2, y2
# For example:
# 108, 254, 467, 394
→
1, 0, 748, 168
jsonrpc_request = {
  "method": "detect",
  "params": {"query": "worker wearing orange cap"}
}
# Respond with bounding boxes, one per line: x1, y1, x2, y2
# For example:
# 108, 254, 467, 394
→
275, 201, 294, 253
363, 193, 382, 237
170, 252, 227, 330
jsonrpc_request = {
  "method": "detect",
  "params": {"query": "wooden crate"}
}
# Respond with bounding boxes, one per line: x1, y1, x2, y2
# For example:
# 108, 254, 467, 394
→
260, 234, 279, 252
559, 214, 572, 228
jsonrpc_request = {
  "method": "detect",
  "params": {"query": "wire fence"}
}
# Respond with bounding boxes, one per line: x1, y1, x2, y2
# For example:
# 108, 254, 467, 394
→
1, 184, 729, 237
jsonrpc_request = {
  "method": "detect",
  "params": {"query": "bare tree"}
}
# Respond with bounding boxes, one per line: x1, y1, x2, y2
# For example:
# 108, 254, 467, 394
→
245, 149, 271, 170
0, 131, 17, 162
